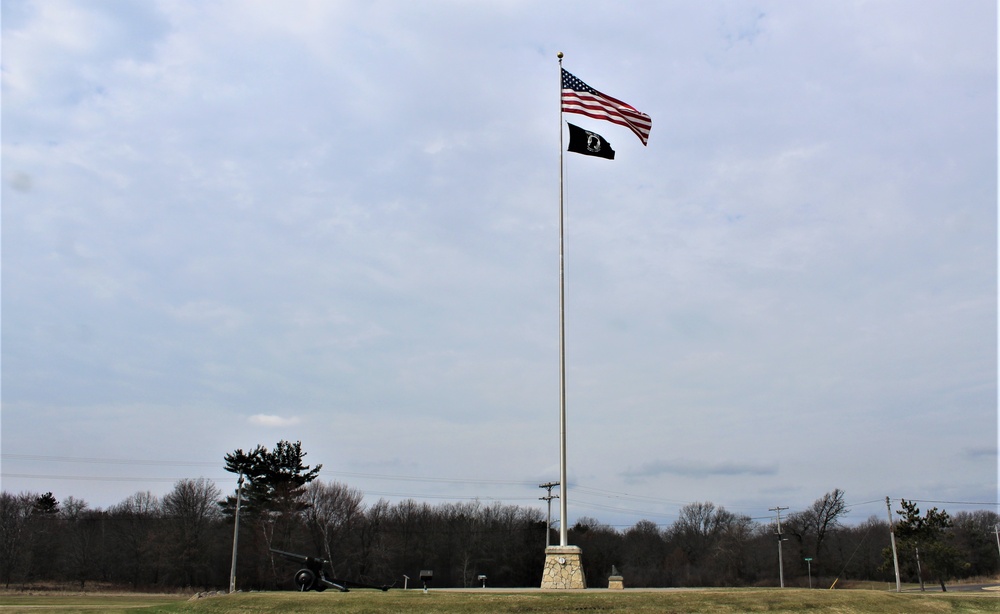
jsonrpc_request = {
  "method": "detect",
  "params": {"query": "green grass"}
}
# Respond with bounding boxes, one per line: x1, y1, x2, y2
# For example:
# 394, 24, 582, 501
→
0, 592, 188, 613
4, 588, 997, 614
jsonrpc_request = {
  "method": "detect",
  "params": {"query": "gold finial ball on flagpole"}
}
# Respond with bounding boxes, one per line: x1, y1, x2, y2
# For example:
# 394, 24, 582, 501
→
557, 52, 563, 59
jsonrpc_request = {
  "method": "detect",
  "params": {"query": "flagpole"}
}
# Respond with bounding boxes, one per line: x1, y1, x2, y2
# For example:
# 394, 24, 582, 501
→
556, 51, 569, 548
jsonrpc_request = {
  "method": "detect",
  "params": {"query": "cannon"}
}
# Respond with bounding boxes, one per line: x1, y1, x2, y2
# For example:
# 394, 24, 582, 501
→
269, 548, 392, 592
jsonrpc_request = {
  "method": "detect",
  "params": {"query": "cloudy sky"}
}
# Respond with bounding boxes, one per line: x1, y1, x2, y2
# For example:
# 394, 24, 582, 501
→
2, 0, 996, 528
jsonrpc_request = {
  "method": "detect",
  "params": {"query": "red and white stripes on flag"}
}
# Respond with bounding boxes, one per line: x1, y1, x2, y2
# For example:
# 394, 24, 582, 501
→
561, 68, 652, 146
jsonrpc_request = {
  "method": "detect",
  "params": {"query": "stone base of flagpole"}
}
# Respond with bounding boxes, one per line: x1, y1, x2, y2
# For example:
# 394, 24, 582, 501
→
540, 546, 586, 589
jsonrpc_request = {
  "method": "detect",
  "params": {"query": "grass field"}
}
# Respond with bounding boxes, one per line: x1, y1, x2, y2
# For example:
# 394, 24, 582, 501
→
0, 593, 188, 613
1, 588, 998, 614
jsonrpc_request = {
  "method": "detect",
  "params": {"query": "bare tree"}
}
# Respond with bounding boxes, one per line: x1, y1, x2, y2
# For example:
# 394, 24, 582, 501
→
384, 499, 435, 584
26, 493, 62, 583
667, 501, 750, 586
623, 520, 667, 586
711, 511, 756, 585
163, 478, 222, 588
356, 498, 391, 583
0, 492, 37, 587
571, 517, 621, 586
59, 497, 102, 589
950, 510, 1000, 577
786, 489, 849, 577
302, 480, 364, 566
108, 491, 162, 588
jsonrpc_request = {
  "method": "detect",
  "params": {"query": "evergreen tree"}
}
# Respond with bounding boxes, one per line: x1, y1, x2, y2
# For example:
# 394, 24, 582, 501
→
221, 440, 322, 587
892, 499, 965, 591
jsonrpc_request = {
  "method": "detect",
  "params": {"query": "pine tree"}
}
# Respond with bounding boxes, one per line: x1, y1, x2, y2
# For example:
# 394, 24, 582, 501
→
893, 499, 966, 591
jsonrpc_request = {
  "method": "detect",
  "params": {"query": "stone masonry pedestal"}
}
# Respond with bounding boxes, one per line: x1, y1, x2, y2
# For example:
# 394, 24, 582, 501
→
540, 546, 586, 589
608, 564, 624, 589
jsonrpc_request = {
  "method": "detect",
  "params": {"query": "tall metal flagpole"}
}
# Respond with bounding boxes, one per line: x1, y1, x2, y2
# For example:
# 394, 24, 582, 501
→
556, 51, 568, 548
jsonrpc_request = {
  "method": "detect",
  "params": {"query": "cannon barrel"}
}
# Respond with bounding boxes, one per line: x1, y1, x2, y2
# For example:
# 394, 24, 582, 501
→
270, 548, 327, 572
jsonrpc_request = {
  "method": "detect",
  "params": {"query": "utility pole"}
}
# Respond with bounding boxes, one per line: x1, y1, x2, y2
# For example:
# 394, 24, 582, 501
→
539, 481, 560, 548
769, 506, 788, 588
915, 546, 924, 591
886, 497, 901, 592
229, 471, 244, 594
994, 524, 999, 561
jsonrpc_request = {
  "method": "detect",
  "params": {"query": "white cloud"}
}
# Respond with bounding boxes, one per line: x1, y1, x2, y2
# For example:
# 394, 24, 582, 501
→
248, 414, 301, 428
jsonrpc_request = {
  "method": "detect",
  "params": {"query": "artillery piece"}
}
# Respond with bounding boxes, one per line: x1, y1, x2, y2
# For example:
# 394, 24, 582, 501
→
269, 548, 392, 592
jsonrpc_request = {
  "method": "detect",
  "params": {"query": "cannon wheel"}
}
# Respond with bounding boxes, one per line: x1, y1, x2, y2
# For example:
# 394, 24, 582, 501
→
294, 568, 316, 591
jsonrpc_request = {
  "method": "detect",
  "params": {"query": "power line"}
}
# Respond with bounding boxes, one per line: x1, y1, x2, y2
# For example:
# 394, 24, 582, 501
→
845, 498, 885, 507
572, 484, 693, 506
902, 498, 998, 507
362, 490, 538, 502
328, 471, 536, 487
1, 454, 536, 487
0, 470, 734, 520
571, 498, 677, 520
877, 497, 1000, 513
2, 453, 217, 467
2, 473, 206, 483
6, 455, 995, 517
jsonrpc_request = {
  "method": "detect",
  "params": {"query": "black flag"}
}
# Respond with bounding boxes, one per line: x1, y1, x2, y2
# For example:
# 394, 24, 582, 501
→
567, 122, 615, 160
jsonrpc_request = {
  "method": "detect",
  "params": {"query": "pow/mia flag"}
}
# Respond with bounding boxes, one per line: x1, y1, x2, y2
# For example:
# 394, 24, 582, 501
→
567, 122, 615, 160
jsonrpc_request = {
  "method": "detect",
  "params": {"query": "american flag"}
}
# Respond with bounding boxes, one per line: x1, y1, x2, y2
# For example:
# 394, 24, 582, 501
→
561, 68, 652, 146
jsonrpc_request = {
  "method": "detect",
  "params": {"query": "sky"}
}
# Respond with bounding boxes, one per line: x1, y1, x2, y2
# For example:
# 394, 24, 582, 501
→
2, 0, 997, 530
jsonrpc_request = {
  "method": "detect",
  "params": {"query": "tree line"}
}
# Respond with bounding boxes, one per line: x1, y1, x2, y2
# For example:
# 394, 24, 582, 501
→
2, 441, 997, 591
